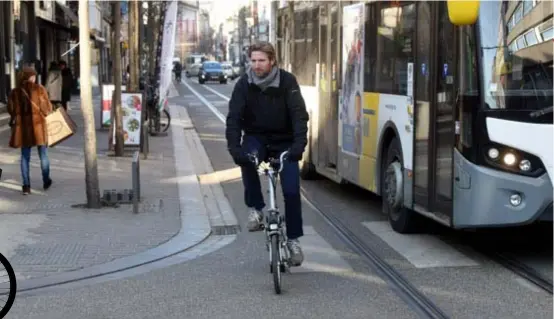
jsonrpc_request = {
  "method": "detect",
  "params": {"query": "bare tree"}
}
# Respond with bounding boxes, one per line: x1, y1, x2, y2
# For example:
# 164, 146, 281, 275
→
78, 0, 101, 208
128, 0, 140, 91
147, 3, 158, 77
112, 1, 124, 156
288, 1, 295, 72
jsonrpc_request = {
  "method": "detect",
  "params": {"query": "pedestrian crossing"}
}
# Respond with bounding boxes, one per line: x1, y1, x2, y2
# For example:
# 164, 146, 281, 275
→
362, 221, 478, 268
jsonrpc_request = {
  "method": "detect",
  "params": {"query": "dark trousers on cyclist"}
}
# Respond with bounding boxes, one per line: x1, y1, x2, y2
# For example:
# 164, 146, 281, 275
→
240, 135, 304, 240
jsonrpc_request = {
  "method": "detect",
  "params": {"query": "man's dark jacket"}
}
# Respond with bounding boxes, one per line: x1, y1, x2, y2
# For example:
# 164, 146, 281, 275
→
225, 69, 309, 162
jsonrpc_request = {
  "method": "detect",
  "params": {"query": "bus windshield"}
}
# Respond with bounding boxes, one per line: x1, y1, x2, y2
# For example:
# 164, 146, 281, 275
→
477, 1, 553, 112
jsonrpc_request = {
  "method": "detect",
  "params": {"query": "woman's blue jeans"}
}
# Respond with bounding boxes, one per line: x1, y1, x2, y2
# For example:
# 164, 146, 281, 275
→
21, 146, 51, 187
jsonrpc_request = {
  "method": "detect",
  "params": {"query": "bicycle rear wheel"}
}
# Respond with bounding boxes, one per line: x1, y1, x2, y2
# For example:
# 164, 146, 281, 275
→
0, 253, 17, 318
271, 235, 282, 294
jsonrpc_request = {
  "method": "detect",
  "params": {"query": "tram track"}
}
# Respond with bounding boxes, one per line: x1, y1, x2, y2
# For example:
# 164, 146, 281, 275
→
486, 251, 553, 294
300, 187, 450, 319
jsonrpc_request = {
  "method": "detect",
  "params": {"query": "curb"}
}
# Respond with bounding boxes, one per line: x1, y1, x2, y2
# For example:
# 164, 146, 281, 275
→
17, 99, 215, 293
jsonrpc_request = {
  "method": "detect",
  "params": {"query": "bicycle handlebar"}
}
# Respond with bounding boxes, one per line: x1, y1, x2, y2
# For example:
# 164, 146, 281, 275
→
247, 150, 289, 174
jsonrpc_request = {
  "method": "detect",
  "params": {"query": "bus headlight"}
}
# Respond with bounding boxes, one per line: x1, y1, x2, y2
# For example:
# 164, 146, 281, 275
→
488, 148, 499, 160
503, 152, 516, 166
519, 159, 531, 171
482, 142, 545, 177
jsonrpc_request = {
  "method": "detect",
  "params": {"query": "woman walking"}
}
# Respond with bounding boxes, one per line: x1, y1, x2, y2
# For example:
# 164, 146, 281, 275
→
7, 67, 53, 195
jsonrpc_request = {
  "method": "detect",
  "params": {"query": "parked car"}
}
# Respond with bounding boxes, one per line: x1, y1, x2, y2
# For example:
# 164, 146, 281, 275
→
198, 61, 227, 84
222, 63, 238, 80
232, 63, 241, 75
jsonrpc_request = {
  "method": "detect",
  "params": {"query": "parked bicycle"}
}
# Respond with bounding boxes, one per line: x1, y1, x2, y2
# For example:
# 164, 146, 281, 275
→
143, 79, 170, 134
0, 253, 17, 318
248, 150, 291, 294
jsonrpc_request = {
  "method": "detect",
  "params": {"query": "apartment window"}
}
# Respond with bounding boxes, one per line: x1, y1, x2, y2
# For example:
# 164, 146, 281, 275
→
509, 41, 518, 53
516, 36, 526, 49
513, 4, 523, 25
523, 0, 533, 15
524, 29, 538, 46
540, 27, 553, 41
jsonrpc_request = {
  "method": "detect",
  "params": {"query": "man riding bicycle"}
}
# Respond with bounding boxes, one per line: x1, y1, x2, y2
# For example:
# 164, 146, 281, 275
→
173, 61, 182, 81
225, 42, 309, 266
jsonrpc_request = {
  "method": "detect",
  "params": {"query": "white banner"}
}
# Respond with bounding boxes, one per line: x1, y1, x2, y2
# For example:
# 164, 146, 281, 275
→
158, 0, 178, 111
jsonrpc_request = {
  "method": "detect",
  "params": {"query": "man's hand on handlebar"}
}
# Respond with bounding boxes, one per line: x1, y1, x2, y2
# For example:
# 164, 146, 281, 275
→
244, 150, 289, 173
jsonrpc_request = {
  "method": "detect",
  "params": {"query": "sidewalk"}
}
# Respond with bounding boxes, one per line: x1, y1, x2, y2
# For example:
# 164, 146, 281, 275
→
0, 90, 220, 283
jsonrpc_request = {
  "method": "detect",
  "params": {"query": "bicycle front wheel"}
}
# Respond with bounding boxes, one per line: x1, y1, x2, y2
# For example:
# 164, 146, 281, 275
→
161, 109, 171, 133
271, 235, 282, 294
0, 253, 17, 318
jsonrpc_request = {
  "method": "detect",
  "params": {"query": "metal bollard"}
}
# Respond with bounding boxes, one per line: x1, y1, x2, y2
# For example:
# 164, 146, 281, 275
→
132, 151, 141, 214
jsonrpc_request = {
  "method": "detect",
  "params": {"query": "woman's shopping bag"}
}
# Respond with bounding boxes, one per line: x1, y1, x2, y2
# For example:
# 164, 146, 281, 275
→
46, 107, 77, 147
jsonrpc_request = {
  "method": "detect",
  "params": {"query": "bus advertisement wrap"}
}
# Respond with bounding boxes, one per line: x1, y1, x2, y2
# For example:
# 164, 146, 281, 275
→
340, 3, 365, 156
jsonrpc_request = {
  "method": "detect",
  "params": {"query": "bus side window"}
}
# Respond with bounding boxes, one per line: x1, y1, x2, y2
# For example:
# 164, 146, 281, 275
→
457, 25, 479, 152
364, 3, 377, 92
373, 2, 416, 96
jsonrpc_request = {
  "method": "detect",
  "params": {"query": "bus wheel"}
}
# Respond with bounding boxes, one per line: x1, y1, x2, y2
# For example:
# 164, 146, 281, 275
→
382, 137, 420, 234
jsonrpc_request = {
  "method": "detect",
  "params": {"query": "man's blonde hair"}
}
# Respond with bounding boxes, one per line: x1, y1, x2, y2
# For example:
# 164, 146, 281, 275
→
248, 42, 278, 66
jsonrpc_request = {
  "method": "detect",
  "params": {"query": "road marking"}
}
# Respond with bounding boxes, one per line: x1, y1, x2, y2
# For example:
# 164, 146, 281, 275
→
362, 221, 479, 268
181, 78, 226, 123
294, 226, 353, 273
201, 84, 231, 101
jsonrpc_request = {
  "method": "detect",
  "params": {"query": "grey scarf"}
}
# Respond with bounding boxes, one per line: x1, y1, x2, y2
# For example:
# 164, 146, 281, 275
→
246, 65, 280, 91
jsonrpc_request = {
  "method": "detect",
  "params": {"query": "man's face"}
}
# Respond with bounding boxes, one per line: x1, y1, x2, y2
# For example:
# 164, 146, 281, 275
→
250, 51, 273, 77
60, 64, 65, 70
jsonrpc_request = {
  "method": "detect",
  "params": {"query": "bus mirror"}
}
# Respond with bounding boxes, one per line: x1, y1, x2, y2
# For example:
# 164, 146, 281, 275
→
447, 0, 479, 26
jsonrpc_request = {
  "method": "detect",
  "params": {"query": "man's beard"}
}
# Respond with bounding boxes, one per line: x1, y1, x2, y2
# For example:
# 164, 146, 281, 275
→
254, 70, 269, 78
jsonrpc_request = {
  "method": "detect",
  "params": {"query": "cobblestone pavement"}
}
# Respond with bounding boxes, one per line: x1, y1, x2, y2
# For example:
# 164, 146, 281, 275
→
0, 94, 181, 280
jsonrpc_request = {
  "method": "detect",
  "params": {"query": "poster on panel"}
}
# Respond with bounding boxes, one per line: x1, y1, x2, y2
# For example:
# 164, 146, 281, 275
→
112, 92, 143, 146
100, 84, 126, 127
340, 3, 365, 156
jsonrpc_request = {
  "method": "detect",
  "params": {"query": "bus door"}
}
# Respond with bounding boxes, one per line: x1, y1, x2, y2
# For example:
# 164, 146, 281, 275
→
316, 3, 339, 169
413, 2, 457, 224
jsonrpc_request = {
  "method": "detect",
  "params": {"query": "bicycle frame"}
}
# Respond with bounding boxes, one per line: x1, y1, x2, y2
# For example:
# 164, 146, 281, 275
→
251, 150, 289, 224
249, 150, 291, 292
266, 167, 278, 213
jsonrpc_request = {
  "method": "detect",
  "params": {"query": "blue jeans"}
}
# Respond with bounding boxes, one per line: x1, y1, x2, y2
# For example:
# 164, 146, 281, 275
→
21, 146, 51, 187
240, 135, 304, 239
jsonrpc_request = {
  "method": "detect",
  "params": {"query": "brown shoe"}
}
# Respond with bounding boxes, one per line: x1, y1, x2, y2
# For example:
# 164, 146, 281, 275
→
22, 185, 30, 195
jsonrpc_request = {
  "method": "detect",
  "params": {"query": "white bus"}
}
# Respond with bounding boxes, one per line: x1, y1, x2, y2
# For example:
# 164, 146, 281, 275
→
283, 0, 553, 233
